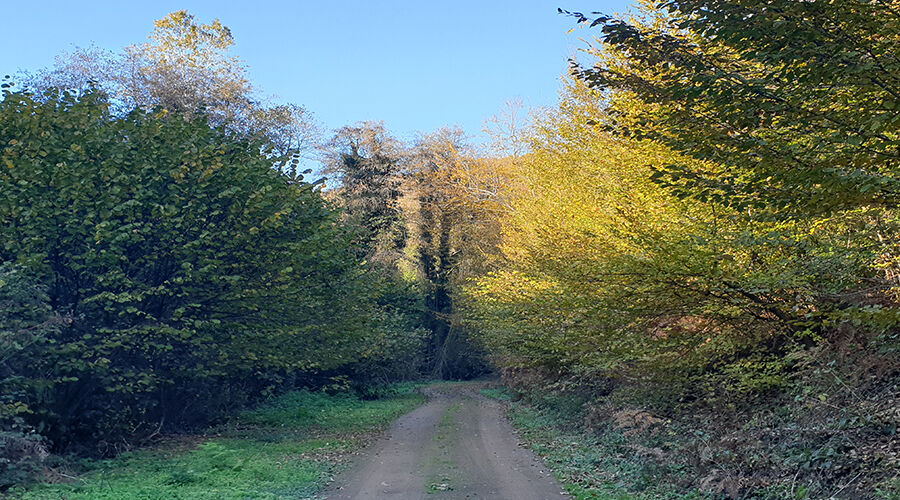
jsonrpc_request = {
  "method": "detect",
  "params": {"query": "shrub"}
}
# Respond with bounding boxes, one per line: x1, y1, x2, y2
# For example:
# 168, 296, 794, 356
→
0, 88, 406, 451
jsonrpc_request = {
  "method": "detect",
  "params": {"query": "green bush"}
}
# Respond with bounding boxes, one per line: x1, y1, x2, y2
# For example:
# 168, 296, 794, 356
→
0, 88, 414, 452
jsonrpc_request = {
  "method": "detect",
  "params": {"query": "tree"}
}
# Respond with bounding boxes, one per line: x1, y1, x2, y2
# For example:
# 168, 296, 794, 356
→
483, 98, 530, 162
134, 10, 249, 117
321, 122, 493, 380
0, 88, 375, 450
565, 0, 900, 215
406, 129, 492, 379
323, 122, 406, 267
27, 11, 320, 161
463, 75, 900, 403
34, 11, 249, 118
0, 265, 68, 426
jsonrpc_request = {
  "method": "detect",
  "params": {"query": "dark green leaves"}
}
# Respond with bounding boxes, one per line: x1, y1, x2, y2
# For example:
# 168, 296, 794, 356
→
0, 89, 396, 450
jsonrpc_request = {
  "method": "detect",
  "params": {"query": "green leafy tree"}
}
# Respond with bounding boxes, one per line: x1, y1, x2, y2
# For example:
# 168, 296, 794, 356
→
0, 265, 66, 427
566, 0, 900, 215
0, 88, 373, 450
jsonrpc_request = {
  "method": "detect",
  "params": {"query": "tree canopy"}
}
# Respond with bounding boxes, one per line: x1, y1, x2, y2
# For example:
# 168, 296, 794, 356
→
565, 0, 900, 215
0, 87, 414, 451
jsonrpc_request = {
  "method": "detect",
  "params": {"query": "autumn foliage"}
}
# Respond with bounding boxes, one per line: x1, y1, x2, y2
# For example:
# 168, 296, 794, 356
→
456, 2, 900, 496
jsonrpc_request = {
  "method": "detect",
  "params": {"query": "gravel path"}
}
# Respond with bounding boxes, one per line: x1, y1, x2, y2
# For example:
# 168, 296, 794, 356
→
325, 382, 568, 500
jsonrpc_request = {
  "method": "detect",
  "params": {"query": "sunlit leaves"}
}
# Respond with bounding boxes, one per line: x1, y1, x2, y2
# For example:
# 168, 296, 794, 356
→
463, 73, 899, 396
572, 0, 900, 215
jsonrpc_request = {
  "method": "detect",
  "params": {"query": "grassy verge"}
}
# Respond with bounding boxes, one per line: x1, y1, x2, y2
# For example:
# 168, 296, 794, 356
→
506, 400, 700, 499
12, 384, 425, 499
480, 387, 698, 500
482, 382, 900, 500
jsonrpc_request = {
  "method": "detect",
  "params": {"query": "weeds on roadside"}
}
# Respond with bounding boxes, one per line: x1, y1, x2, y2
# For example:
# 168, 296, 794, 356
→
485, 373, 899, 500
11, 386, 425, 499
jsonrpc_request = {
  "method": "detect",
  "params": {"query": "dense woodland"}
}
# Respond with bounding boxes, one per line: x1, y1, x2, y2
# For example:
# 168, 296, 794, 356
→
1, 2, 899, 498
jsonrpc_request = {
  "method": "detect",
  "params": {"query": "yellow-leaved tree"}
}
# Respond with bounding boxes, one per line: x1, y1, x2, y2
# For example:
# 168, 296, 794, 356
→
463, 77, 875, 397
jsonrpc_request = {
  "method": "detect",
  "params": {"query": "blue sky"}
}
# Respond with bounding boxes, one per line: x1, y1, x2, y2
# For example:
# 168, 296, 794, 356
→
2, 1, 633, 145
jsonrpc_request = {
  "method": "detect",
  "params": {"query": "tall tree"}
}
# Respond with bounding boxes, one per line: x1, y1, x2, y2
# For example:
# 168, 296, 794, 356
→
406, 129, 492, 379
323, 122, 405, 267
0, 88, 374, 449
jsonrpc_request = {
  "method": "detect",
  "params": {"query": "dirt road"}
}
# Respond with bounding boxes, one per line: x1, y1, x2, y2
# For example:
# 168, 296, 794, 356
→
325, 382, 568, 500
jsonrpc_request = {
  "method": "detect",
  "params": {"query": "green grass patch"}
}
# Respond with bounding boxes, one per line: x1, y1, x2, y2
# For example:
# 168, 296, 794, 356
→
423, 399, 465, 496
241, 382, 424, 433
13, 385, 425, 500
877, 478, 900, 500
439, 402, 461, 428
478, 387, 511, 401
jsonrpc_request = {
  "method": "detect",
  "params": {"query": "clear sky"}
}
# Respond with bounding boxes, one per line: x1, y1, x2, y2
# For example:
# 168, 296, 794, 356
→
2, 1, 633, 145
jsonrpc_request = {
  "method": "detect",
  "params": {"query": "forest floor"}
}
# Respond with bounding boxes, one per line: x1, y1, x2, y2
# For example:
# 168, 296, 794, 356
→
325, 381, 568, 500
